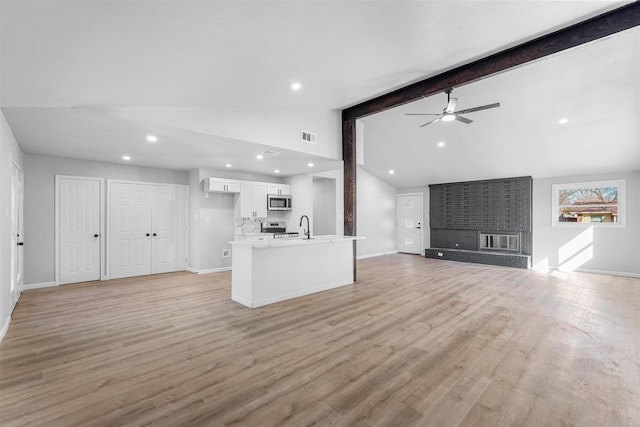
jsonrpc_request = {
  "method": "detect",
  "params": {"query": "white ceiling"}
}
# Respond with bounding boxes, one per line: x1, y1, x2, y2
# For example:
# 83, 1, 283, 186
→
361, 26, 640, 188
1, 1, 636, 185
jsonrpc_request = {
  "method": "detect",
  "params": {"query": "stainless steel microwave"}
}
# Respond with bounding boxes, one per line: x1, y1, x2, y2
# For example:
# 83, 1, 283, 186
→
267, 194, 292, 211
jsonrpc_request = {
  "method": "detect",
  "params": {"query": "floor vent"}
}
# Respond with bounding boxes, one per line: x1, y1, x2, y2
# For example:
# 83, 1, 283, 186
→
301, 130, 316, 144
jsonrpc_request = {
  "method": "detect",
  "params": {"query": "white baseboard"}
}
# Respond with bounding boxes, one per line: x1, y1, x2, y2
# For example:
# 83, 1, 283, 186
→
357, 250, 398, 260
186, 267, 231, 275
23, 281, 57, 290
560, 267, 640, 278
0, 314, 10, 342
542, 265, 640, 278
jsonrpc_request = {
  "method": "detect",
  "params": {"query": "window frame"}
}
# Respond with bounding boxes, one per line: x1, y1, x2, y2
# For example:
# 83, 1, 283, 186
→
551, 179, 626, 228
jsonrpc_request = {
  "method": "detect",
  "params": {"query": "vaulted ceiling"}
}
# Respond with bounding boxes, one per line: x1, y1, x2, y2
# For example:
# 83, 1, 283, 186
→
1, 1, 636, 186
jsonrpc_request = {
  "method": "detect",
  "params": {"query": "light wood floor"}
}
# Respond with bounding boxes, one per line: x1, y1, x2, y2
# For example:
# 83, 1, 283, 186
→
1, 255, 639, 426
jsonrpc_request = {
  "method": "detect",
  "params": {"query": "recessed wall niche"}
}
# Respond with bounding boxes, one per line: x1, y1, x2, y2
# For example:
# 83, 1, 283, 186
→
425, 176, 532, 268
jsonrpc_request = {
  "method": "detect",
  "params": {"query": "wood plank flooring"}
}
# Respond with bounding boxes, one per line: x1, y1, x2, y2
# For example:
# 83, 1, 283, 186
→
1, 254, 639, 426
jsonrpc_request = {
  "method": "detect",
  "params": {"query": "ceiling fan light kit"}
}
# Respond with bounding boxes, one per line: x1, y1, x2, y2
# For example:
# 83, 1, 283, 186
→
406, 88, 500, 127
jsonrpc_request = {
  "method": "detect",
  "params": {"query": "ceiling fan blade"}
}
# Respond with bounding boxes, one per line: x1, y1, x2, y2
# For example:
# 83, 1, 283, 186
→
419, 117, 442, 127
456, 102, 500, 115
455, 115, 473, 124
445, 97, 458, 114
404, 113, 441, 116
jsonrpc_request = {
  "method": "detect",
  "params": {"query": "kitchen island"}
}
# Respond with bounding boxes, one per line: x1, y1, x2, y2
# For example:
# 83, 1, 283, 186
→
230, 236, 364, 308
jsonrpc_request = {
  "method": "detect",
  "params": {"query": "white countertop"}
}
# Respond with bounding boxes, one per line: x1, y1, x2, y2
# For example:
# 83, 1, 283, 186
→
230, 235, 364, 248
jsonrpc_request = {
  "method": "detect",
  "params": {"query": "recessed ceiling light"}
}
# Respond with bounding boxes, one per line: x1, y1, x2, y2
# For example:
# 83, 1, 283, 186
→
274, 169, 280, 174
389, 170, 395, 175
437, 141, 446, 148
122, 155, 131, 161
558, 118, 569, 124
256, 154, 264, 160
308, 162, 314, 167
291, 82, 302, 91
225, 163, 232, 168
146, 135, 158, 142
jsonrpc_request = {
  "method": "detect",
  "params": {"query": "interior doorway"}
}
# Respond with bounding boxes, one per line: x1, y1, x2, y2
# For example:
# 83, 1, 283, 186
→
10, 159, 24, 312
396, 193, 423, 255
312, 177, 337, 236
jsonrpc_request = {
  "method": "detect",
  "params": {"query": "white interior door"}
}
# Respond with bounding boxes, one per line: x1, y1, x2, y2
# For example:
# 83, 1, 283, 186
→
109, 182, 152, 279
10, 161, 24, 312
58, 177, 102, 284
151, 185, 187, 274
397, 194, 423, 255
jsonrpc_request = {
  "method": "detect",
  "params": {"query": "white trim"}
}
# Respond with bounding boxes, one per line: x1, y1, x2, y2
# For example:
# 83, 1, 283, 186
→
0, 315, 10, 342
55, 175, 105, 285
357, 250, 398, 260
548, 267, 640, 278
23, 281, 57, 290
186, 266, 231, 275
551, 179, 626, 228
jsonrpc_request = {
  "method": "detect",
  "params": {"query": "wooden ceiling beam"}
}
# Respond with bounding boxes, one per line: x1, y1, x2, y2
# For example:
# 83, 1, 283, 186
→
343, 2, 640, 121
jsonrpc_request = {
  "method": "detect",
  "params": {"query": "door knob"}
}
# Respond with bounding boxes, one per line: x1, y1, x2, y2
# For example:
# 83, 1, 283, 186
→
146, 233, 150, 237
153, 233, 157, 236
94, 234, 99, 238
17, 242, 24, 246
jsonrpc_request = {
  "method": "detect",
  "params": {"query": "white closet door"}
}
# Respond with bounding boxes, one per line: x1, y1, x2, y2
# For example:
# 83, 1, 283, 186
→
109, 182, 152, 279
151, 185, 187, 274
58, 177, 101, 284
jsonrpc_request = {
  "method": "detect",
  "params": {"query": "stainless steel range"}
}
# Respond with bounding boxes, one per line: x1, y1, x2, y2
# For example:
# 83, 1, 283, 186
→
260, 221, 299, 239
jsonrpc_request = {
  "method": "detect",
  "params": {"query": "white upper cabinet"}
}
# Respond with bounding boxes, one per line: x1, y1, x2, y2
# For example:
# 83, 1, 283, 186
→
267, 183, 291, 195
205, 177, 241, 193
237, 181, 267, 218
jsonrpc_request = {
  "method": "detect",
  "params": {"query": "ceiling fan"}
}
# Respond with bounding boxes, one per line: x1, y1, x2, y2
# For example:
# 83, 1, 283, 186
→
405, 88, 500, 127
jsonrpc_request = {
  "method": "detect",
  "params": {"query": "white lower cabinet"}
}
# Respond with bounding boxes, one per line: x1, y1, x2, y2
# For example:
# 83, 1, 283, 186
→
109, 182, 188, 279
237, 181, 267, 218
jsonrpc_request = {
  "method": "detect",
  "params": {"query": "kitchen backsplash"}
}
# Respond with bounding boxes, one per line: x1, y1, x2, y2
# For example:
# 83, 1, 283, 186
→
234, 214, 287, 235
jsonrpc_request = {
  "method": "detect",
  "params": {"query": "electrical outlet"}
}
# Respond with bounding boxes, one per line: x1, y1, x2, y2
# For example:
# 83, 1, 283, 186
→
222, 249, 231, 258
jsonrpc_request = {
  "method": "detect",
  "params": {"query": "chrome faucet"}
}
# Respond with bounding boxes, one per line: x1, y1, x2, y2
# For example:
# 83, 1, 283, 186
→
299, 215, 310, 239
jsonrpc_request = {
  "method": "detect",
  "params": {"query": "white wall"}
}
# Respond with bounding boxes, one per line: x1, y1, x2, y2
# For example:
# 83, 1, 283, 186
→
533, 170, 640, 276
0, 110, 24, 340
356, 166, 397, 257
285, 174, 313, 236
23, 154, 188, 286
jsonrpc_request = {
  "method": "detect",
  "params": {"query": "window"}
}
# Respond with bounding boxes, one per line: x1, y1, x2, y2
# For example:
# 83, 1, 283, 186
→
552, 180, 625, 227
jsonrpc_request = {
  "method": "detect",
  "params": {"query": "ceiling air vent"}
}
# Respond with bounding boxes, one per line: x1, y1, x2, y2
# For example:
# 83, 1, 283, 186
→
260, 150, 280, 156
301, 130, 317, 144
